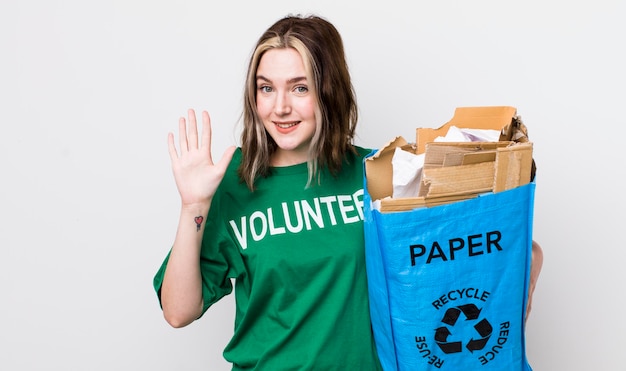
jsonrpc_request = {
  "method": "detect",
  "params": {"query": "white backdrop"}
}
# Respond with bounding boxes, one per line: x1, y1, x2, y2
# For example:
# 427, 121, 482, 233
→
2, 0, 624, 370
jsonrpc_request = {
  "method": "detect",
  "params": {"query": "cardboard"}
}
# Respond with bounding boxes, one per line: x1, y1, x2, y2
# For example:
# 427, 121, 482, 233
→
420, 140, 533, 197
415, 106, 518, 154
365, 106, 534, 212
365, 136, 409, 203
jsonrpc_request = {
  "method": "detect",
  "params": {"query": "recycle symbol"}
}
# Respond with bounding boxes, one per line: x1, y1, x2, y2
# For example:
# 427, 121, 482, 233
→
434, 303, 492, 354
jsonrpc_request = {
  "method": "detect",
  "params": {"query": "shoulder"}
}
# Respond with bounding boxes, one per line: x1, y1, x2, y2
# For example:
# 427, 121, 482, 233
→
334, 145, 371, 177
352, 145, 374, 160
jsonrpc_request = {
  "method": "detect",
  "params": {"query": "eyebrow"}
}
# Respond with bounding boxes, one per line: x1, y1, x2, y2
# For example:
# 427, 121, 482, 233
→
256, 75, 308, 84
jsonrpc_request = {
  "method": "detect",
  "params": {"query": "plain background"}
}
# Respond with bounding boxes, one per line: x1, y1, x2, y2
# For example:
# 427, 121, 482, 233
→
2, 0, 624, 370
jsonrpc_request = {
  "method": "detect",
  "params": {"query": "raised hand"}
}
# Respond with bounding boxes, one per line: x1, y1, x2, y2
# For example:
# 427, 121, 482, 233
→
167, 109, 236, 207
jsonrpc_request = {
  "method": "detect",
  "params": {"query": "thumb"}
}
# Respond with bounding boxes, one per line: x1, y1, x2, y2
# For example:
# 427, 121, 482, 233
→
215, 146, 237, 173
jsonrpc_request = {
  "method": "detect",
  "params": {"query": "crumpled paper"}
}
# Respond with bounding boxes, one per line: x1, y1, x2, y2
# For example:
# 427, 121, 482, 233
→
391, 126, 500, 198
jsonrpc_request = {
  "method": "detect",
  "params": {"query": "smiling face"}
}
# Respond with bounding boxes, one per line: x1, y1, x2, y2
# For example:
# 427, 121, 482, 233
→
255, 48, 318, 167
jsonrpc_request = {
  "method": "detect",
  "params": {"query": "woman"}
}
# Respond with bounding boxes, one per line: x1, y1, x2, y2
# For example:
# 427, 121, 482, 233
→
154, 13, 544, 370
154, 14, 384, 370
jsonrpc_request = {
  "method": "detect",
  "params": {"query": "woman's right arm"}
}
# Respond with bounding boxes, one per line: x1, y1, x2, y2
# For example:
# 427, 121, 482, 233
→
160, 109, 235, 328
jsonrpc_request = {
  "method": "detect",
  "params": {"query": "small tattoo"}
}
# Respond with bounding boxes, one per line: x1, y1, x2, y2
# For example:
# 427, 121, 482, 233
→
194, 216, 204, 232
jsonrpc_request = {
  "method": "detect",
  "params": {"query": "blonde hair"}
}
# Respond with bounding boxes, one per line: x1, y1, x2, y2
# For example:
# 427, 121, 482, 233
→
238, 15, 358, 190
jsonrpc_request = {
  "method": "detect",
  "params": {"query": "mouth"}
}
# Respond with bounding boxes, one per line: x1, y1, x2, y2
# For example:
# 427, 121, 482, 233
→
275, 121, 299, 129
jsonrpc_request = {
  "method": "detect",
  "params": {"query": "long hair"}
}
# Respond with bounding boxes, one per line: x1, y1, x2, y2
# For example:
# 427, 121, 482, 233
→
238, 14, 358, 190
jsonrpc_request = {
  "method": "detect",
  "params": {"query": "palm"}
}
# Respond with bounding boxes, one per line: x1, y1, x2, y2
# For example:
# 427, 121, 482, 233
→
168, 109, 235, 206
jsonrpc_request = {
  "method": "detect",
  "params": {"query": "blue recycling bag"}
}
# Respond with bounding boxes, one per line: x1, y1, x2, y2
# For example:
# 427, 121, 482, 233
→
363, 153, 535, 371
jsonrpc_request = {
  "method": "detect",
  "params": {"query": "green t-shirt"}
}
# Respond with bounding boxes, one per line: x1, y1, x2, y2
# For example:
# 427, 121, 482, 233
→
154, 146, 382, 370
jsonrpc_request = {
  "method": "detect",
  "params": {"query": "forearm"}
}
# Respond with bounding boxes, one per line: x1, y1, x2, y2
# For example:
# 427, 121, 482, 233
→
526, 240, 544, 318
161, 203, 210, 328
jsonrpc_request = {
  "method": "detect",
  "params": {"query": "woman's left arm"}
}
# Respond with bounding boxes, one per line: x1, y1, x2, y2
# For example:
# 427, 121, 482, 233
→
527, 240, 544, 319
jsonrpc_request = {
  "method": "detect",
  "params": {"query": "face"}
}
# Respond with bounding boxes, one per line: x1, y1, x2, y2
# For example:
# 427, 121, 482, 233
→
256, 48, 317, 166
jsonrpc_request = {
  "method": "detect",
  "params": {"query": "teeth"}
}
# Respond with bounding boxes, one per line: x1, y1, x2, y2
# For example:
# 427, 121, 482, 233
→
277, 122, 297, 129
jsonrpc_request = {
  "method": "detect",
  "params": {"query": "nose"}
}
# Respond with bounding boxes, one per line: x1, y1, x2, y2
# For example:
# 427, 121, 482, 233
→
274, 91, 291, 116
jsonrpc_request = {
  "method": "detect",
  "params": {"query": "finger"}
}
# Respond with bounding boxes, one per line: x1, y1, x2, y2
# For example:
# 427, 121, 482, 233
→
187, 108, 199, 150
201, 110, 213, 163
178, 116, 188, 153
167, 132, 179, 161
215, 145, 237, 173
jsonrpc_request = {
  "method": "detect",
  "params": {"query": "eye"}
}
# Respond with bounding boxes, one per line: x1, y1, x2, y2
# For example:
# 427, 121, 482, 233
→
294, 85, 308, 94
259, 85, 273, 93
